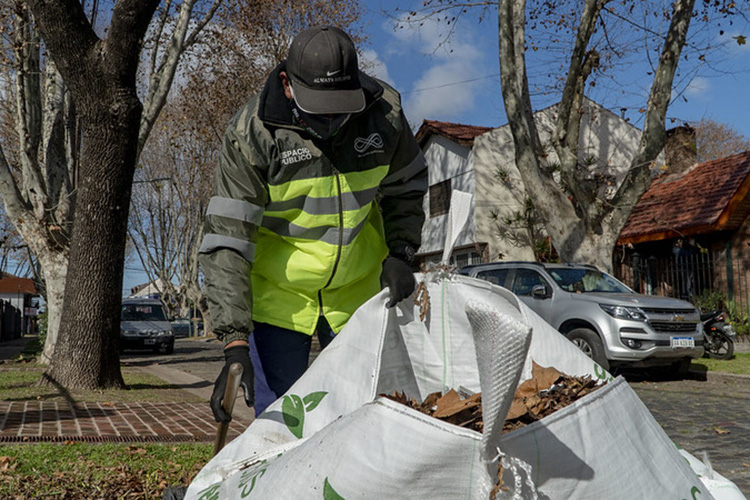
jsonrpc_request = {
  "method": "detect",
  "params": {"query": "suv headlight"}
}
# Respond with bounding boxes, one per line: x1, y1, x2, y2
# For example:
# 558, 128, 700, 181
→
599, 304, 647, 321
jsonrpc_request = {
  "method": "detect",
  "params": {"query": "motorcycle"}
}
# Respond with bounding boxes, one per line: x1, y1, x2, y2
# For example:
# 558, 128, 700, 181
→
700, 311, 736, 360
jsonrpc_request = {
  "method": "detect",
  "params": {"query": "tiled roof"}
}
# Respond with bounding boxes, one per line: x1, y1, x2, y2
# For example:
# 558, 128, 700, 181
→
415, 119, 493, 148
0, 275, 38, 295
619, 150, 750, 244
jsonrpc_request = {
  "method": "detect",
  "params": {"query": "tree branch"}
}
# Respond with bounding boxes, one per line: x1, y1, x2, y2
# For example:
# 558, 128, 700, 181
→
0, 145, 34, 225
610, 0, 697, 226
551, 0, 607, 208
105, 0, 161, 81
26, 0, 98, 89
13, 4, 47, 218
139, 0, 221, 156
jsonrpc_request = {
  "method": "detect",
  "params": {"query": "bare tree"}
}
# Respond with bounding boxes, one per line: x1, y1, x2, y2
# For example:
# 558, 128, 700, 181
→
128, 98, 214, 322
694, 118, 750, 162
0, 0, 221, 389
405, 0, 742, 271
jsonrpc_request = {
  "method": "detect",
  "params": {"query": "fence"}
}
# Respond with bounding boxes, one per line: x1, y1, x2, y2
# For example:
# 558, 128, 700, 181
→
616, 249, 750, 338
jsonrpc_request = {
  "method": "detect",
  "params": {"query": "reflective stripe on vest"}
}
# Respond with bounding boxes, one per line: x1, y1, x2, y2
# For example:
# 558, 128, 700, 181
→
262, 164, 388, 244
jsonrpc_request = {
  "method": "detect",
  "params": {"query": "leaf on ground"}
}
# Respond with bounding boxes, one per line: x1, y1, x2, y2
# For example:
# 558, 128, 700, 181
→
0, 456, 16, 472
714, 426, 731, 435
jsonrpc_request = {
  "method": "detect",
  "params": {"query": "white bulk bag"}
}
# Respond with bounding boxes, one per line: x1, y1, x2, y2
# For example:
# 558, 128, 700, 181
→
185, 274, 733, 499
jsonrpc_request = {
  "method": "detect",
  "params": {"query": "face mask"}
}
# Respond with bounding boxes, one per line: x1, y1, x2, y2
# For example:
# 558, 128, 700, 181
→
289, 99, 350, 141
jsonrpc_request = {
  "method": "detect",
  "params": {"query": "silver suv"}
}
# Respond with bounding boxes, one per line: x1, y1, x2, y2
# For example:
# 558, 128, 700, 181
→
459, 262, 704, 373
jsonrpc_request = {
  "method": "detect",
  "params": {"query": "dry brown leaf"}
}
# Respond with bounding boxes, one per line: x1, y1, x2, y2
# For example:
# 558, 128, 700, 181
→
506, 399, 528, 420
0, 456, 15, 472
714, 427, 731, 435
433, 391, 480, 419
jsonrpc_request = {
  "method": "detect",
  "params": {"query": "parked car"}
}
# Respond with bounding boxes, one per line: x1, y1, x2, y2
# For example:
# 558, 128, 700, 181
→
459, 261, 704, 373
120, 297, 174, 354
170, 317, 203, 338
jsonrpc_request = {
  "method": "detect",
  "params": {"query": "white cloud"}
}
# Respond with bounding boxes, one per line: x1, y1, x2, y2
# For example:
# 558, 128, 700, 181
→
360, 49, 395, 86
685, 76, 710, 98
385, 14, 488, 125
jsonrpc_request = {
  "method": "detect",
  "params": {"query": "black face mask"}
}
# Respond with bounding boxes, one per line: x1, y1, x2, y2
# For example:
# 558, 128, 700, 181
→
289, 99, 350, 141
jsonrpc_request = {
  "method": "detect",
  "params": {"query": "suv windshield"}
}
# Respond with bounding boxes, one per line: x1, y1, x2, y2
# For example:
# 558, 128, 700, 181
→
547, 268, 632, 293
121, 304, 167, 321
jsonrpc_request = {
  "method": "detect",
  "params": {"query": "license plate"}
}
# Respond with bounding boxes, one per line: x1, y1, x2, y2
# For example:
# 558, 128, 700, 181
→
670, 336, 694, 348
144, 339, 155, 345
722, 325, 736, 337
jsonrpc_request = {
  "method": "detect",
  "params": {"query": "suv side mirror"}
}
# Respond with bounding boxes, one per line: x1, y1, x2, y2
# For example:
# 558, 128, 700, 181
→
531, 284, 550, 299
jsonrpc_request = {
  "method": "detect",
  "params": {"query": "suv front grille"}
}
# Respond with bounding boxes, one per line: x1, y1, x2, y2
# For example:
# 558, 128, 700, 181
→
648, 321, 699, 334
640, 307, 696, 315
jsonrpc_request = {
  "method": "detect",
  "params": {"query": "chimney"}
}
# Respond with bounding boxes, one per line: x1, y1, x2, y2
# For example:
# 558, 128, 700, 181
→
665, 125, 697, 174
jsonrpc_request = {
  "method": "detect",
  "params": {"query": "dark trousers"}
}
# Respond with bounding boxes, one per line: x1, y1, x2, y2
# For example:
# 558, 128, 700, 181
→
249, 316, 336, 415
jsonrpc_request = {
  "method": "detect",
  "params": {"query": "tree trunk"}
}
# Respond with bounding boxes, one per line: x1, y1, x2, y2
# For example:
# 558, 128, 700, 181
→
28, 0, 160, 390
38, 251, 67, 364
44, 99, 141, 389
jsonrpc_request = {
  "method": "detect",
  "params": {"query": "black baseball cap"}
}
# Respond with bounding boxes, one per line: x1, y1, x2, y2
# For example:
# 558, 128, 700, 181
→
286, 26, 366, 115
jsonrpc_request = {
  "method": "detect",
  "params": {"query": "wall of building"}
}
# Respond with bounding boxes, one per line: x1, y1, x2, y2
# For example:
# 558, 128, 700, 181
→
419, 134, 477, 258
472, 100, 644, 262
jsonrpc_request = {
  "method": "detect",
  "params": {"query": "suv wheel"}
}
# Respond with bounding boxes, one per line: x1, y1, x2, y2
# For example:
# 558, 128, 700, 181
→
567, 328, 609, 371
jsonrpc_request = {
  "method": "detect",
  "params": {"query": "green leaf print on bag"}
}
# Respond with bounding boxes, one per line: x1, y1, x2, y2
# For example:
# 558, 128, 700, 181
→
282, 391, 327, 438
323, 477, 345, 500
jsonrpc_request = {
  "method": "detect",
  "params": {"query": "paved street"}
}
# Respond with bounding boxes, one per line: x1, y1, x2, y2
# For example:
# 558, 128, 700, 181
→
125, 337, 750, 495
628, 371, 750, 495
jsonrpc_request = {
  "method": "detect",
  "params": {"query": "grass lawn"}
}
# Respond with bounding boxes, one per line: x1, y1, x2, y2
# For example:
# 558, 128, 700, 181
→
0, 442, 210, 499
691, 352, 750, 375
0, 341, 212, 499
0, 364, 205, 403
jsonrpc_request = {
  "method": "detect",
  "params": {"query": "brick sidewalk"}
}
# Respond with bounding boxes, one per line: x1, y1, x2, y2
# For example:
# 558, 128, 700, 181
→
0, 401, 251, 444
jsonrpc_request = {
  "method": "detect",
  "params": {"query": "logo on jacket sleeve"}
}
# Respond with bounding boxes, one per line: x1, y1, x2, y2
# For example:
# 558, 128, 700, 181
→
354, 133, 384, 155
281, 147, 313, 165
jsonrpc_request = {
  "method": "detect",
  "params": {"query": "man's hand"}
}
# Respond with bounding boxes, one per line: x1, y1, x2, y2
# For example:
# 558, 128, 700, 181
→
211, 344, 254, 422
382, 256, 416, 308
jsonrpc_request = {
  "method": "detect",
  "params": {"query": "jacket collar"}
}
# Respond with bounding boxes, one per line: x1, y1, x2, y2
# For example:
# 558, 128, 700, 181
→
258, 62, 384, 128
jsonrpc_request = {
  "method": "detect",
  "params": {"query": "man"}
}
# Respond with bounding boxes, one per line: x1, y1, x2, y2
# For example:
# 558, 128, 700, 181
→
199, 26, 427, 421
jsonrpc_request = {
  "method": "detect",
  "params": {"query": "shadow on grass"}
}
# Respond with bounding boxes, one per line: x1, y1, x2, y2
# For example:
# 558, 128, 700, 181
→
39, 371, 78, 406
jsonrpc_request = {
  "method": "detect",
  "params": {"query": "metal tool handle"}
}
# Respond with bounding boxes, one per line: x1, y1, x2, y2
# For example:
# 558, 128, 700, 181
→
213, 362, 244, 456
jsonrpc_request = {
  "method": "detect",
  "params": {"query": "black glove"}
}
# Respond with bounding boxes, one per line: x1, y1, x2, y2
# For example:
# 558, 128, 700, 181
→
211, 345, 254, 423
382, 256, 416, 308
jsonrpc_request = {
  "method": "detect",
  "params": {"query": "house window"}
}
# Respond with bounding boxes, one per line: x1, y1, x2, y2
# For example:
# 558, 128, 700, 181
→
429, 179, 451, 217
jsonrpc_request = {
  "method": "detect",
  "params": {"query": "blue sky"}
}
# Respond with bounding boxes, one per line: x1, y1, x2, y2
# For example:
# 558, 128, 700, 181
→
123, 1, 750, 296
360, 0, 750, 137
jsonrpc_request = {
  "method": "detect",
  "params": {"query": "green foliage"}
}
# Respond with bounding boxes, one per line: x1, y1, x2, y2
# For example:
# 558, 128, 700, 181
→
692, 353, 750, 375
725, 300, 750, 338
0, 365, 205, 403
690, 291, 749, 338
692, 289, 726, 313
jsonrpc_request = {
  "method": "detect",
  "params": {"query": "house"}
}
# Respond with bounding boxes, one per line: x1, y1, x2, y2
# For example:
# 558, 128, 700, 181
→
415, 120, 493, 268
129, 278, 170, 299
0, 274, 39, 341
415, 99, 643, 267
616, 149, 750, 302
